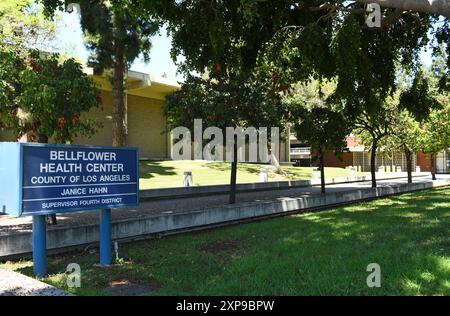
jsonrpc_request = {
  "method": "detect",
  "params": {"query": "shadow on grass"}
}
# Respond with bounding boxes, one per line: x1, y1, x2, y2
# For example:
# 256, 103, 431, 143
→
205, 162, 267, 175
139, 161, 177, 180
11, 188, 450, 296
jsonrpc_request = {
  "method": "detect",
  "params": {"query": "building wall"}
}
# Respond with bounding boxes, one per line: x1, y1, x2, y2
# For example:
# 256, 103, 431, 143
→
0, 130, 15, 142
75, 90, 169, 159
323, 152, 353, 168
417, 152, 432, 172
127, 94, 168, 159
75, 90, 114, 147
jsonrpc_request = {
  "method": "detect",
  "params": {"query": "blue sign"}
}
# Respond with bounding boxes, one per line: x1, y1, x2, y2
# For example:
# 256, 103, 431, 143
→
0, 143, 139, 216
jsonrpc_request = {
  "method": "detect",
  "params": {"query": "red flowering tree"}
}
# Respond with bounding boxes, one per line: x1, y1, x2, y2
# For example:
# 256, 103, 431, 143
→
165, 72, 288, 204
0, 49, 102, 143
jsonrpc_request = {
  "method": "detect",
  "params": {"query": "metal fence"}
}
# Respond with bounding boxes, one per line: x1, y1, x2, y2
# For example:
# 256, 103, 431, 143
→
352, 151, 417, 173
436, 151, 450, 173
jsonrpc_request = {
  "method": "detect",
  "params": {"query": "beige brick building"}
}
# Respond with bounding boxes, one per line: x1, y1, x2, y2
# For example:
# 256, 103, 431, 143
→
0, 69, 291, 162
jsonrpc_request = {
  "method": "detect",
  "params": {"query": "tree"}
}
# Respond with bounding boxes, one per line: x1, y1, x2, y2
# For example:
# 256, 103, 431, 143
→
419, 104, 450, 180
0, 48, 101, 144
287, 79, 350, 193
142, 0, 448, 107
398, 51, 449, 180
40, 0, 161, 146
0, 48, 101, 225
0, 48, 26, 131
354, 99, 399, 188
165, 73, 287, 203
383, 110, 422, 183
290, 107, 350, 193
142, 0, 441, 197
0, 0, 58, 53
146, 1, 290, 204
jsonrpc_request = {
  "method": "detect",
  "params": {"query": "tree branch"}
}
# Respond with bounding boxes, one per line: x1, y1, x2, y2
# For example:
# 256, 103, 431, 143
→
356, 0, 450, 19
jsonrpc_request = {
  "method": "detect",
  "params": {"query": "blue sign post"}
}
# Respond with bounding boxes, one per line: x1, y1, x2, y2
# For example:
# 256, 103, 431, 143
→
32, 215, 47, 276
0, 143, 139, 276
100, 209, 112, 266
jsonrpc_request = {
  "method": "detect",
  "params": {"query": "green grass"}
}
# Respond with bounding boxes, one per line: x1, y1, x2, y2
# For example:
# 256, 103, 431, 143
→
139, 160, 360, 189
2, 187, 449, 296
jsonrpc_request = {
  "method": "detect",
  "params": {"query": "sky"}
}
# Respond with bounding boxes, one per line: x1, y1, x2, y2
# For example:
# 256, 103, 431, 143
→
54, 8, 434, 83
55, 10, 183, 82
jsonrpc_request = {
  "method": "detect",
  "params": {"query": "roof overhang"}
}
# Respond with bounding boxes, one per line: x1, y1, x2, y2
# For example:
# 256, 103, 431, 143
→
90, 69, 180, 101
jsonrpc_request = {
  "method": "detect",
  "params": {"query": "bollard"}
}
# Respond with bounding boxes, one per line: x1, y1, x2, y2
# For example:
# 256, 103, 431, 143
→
183, 171, 193, 187
416, 166, 421, 173
349, 166, 356, 179
260, 168, 269, 183
312, 167, 320, 180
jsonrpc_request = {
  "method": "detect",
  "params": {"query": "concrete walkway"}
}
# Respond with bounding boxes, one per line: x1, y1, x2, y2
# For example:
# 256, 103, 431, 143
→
0, 174, 448, 232
0, 268, 72, 296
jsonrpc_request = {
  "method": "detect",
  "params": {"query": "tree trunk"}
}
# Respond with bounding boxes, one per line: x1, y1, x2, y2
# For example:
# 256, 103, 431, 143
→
37, 133, 48, 144
404, 148, 413, 184
431, 153, 437, 180
112, 41, 127, 147
370, 139, 378, 188
356, 0, 450, 18
319, 152, 326, 194
229, 140, 238, 204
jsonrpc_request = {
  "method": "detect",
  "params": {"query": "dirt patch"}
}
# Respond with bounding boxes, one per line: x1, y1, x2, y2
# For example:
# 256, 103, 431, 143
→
104, 279, 160, 296
198, 239, 242, 254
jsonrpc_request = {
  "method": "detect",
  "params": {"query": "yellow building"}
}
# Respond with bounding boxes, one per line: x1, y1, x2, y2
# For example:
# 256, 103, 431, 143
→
0, 70, 180, 160
79, 70, 180, 159
0, 69, 290, 162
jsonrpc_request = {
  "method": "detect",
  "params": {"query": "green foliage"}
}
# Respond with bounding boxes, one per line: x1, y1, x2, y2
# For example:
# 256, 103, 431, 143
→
288, 79, 350, 158
434, 20, 450, 91
264, 3, 434, 118
165, 73, 287, 133
40, 0, 160, 73
400, 70, 440, 122
157, 1, 292, 147
0, 48, 102, 142
145, 0, 289, 78
383, 109, 422, 154
0, 48, 26, 129
419, 104, 450, 156
40, 0, 162, 146
353, 95, 400, 149
0, 0, 57, 52
145, 1, 442, 134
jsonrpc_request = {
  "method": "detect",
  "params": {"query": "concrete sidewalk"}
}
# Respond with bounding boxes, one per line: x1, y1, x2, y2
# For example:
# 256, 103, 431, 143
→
0, 174, 444, 230
1, 175, 449, 259
0, 268, 72, 296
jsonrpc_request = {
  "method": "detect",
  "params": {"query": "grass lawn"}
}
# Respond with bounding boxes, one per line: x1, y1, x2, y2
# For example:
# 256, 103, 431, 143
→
2, 187, 449, 295
139, 160, 360, 189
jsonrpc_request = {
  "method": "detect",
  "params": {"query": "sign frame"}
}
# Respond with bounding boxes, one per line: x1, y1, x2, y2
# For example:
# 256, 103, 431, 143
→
0, 142, 140, 217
